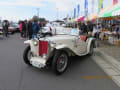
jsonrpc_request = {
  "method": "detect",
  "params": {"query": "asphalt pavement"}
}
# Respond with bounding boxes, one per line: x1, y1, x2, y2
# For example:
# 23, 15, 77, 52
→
0, 34, 120, 90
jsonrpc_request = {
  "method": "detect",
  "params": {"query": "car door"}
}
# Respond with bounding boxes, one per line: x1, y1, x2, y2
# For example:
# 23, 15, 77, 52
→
74, 36, 87, 55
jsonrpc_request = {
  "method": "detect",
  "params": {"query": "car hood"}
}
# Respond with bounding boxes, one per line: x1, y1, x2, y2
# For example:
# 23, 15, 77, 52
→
9, 27, 14, 29
40, 35, 76, 42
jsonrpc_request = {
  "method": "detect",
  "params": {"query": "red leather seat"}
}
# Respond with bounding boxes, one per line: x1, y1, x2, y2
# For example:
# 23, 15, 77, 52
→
80, 35, 87, 41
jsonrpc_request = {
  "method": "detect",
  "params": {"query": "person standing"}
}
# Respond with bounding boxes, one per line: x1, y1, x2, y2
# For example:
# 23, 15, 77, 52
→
88, 21, 93, 36
28, 20, 33, 39
24, 20, 28, 38
22, 21, 27, 38
2, 20, 9, 37
19, 21, 23, 38
32, 20, 40, 38
23, 20, 28, 38
115, 24, 120, 39
80, 22, 87, 35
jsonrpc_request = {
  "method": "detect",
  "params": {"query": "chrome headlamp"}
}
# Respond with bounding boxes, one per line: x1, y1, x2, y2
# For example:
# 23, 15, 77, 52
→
33, 39, 39, 46
34, 41, 38, 46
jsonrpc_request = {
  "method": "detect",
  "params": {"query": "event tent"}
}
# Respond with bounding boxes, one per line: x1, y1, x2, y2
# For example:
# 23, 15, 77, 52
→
99, 3, 120, 18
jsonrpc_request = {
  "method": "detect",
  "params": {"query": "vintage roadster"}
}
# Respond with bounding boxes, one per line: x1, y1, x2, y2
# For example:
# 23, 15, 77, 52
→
23, 28, 96, 75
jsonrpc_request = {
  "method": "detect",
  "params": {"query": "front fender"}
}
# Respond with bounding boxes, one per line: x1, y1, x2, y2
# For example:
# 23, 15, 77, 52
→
55, 44, 75, 56
24, 40, 31, 45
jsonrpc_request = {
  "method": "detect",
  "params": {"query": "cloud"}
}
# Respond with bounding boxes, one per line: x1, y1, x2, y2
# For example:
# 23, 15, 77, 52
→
0, 0, 45, 7
0, 0, 81, 12
44, 0, 79, 12
0, 0, 117, 21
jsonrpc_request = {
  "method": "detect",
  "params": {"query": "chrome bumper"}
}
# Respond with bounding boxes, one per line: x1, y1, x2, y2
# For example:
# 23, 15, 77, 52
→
30, 57, 47, 68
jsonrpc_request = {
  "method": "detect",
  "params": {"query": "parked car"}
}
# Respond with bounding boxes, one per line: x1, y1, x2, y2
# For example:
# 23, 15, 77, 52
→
38, 23, 53, 37
8, 24, 19, 34
0, 23, 19, 35
23, 28, 96, 75
0, 24, 3, 35
12, 24, 19, 32
38, 23, 61, 38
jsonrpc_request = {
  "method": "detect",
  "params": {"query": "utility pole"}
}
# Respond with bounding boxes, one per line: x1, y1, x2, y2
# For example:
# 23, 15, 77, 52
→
56, 8, 59, 20
91, 0, 94, 14
36, 8, 40, 17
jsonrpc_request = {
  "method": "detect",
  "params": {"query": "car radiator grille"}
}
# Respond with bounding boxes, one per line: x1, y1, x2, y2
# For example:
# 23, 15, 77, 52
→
39, 40, 48, 56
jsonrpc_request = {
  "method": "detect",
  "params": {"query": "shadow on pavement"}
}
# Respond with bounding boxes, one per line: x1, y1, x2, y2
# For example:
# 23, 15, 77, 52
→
23, 55, 91, 77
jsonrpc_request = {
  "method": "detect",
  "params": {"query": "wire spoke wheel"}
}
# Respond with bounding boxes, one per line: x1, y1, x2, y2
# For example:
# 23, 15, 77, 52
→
57, 54, 68, 72
52, 50, 69, 75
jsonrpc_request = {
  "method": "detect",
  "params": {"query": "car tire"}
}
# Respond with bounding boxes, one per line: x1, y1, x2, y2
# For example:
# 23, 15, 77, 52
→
89, 43, 94, 56
23, 46, 32, 66
10, 31, 14, 35
52, 50, 69, 75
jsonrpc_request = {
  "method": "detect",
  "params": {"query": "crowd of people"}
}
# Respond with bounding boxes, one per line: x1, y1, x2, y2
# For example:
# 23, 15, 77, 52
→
77, 21, 119, 40
19, 20, 41, 39
1, 19, 119, 41
79, 21, 94, 35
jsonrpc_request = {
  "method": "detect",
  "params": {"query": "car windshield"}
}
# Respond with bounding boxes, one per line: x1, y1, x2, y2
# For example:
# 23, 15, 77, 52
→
55, 27, 79, 36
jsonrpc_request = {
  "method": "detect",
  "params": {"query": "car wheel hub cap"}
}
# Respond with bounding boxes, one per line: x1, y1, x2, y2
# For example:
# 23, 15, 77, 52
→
57, 54, 68, 72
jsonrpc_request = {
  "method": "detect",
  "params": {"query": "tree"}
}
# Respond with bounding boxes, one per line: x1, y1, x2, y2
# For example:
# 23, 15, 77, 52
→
32, 16, 39, 22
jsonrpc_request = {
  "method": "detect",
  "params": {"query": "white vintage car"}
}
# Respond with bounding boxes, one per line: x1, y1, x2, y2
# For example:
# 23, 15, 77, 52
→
38, 23, 62, 37
23, 28, 96, 75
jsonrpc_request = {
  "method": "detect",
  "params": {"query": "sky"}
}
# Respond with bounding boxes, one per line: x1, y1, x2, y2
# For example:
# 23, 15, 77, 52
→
0, 0, 119, 22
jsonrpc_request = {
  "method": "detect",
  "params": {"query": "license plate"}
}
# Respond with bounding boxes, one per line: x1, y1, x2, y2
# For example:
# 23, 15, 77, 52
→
32, 61, 41, 68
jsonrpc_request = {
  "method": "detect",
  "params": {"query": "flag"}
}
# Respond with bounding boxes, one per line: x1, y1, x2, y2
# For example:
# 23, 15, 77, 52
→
77, 4, 80, 17
85, 0, 88, 16
113, 0, 118, 5
66, 14, 69, 20
70, 12, 73, 20
98, 0, 103, 13
74, 8, 76, 18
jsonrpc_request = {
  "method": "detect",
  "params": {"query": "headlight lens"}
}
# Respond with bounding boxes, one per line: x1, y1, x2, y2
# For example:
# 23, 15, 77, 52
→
34, 41, 38, 46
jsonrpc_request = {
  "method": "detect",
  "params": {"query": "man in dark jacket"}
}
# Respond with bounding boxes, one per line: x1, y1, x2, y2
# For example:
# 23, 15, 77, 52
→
80, 22, 87, 34
32, 20, 40, 38
22, 21, 27, 38
2, 20, 9, 37
28, 20, 33, 39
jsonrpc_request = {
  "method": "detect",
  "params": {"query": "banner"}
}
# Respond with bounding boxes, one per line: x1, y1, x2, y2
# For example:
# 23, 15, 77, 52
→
98, 0, 103, 13
74, 8, 76, 18
77, 4, 80, 17
113, 0, 118, 5
85, 0, 88, 15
